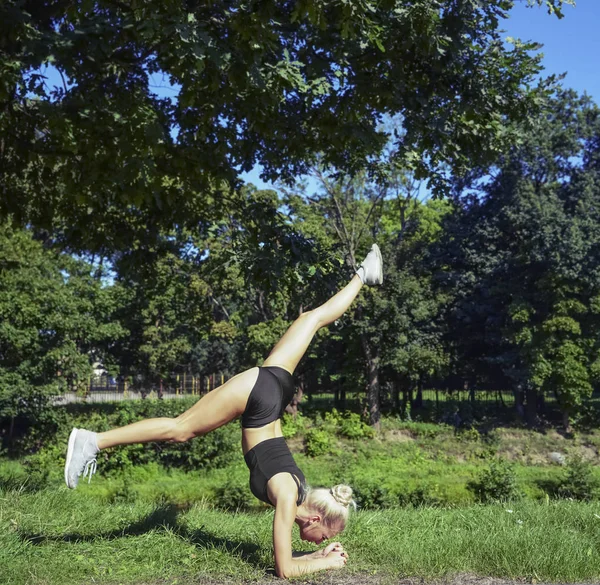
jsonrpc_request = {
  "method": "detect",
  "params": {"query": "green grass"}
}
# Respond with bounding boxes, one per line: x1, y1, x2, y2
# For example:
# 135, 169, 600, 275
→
1, 488, 599, 584
2, 418, 599, 583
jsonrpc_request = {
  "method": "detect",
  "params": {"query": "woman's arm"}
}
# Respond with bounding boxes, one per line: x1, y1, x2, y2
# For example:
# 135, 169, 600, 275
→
270, 476, 347, 579
292, 542, 348, 561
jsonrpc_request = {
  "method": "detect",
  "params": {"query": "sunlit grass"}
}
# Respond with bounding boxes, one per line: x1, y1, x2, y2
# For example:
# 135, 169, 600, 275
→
1, 488, 599, 584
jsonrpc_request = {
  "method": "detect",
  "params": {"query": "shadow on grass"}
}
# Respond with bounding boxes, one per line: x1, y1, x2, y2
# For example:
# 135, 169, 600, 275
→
19, 503, 267, 570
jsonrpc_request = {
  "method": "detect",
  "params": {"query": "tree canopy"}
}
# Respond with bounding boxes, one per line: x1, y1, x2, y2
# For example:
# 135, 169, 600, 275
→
1, 0, 572, 251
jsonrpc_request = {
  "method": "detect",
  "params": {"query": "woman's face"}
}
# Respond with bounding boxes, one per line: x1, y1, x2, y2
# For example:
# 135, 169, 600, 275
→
299, 518, 342, 545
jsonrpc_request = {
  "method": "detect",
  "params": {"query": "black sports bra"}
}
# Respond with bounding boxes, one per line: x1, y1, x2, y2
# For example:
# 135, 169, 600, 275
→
244, 437, 306, 506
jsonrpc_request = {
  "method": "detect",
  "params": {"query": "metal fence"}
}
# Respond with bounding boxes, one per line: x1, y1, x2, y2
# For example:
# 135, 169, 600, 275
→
52, 375, 600, 414
52, 373, 228, 404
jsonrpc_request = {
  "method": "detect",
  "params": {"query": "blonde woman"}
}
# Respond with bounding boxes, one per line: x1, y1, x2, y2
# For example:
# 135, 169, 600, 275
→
65, 245, 383, 578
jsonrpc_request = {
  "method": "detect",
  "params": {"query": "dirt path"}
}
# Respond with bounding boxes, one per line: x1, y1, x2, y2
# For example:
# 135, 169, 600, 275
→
148, 572, 597, 585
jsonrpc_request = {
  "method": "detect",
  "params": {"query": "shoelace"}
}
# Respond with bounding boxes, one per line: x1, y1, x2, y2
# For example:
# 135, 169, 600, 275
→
82, 458, 97, 483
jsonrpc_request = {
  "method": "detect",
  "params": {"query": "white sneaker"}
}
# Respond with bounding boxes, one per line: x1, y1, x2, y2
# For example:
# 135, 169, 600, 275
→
356, 244, 383, 285
64, 428, 99, 489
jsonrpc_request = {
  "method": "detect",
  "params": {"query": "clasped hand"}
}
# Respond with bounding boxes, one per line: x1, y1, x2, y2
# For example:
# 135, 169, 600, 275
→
318, 542, 348, 568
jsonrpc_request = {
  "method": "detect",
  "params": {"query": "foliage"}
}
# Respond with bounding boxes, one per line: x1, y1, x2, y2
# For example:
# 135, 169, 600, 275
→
0, 0, 571, 253
352, 478, 395, 510
304, 428, 335, 457
319, 409, 375, 440
281, 413, 306, 439
434, 89, 600, 428
214, 479, 254, 511
557, 455, 599, 502
397, 484, 445, 508
466, 459, 522, 504
5, 399, 240, 472
0, 226, 124, 435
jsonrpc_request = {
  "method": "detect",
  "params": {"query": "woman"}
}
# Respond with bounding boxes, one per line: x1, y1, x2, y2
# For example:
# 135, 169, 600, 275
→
64, 244, 383, 578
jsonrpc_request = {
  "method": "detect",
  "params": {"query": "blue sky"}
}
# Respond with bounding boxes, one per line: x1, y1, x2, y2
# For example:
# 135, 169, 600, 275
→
507, 1, 600, 102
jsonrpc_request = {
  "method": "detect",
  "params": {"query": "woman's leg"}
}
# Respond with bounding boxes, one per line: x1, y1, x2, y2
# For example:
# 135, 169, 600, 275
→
263, 275, 363, 374
65, 368, 260, 488
264, 244, 382, 374
96, 368, 259, 449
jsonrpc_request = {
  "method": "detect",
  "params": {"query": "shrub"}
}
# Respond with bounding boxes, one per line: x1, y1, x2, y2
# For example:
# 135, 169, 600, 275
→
321, 409, 342, 434
317, 409, 374, 440
305, 429, 334, 457
457, 427, 481, 442
214, 480, 253, 511
339, 412, 375, 440
108, 477, 137, 503
10, 400, 241, 474
397, 485, 445, 508
281, 412, 305, 439
353, 478, 394, 509
0, 460, 48, 492
573, 404, 600, 433
557, 455, 599, 501
466, 459, 521, 503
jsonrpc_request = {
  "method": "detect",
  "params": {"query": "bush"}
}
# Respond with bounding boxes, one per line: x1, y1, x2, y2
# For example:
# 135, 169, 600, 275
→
573, 403, 600, 433
466, 459, 521, 503
281, 412, 305, 439
557, 455, 599, 501
321, 409, 343, 434
457, 427, 481, 442
6, 400, 241, 475
0, 460, 48, 492
108, 477, 137, 503
214, 480, 253, 511
397, 485, 445, 508
305, 429, 334, 457
318, 408, 374, 440
353, 478, 394, 509
339, 412, 375, 440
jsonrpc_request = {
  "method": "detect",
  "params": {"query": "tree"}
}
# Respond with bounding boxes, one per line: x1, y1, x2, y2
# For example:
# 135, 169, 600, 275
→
282, 161, 450, 427
379, 198, 451, 415
108, 232, 216, 390
1, 0, 571, 251
0, 225, 123, 442
435, 90, 600, 429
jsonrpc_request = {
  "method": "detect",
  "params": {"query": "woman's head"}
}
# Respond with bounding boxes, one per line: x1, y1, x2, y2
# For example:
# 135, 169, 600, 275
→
298, 484, 355, 543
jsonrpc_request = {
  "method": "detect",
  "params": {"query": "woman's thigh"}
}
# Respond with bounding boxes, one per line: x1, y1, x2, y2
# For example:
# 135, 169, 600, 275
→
175, 367, 260, 437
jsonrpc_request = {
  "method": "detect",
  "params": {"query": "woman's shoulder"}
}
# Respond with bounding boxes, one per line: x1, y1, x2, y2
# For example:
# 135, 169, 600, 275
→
267, 472, 300, 507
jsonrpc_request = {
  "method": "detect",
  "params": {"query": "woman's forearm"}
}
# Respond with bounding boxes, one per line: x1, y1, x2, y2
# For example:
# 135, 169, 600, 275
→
277, 556, 331, 578
292, 551, 321, 561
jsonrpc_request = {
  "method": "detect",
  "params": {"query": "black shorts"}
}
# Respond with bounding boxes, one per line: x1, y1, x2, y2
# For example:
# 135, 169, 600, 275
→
241, 366, 295, 428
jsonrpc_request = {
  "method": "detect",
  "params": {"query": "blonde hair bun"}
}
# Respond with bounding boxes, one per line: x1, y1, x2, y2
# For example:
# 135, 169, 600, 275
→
330, 484, 354, 508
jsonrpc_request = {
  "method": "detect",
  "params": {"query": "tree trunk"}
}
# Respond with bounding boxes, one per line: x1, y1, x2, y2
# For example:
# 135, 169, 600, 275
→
415, 376, 424, 408
361, 334, 381, 429
537, 392, 545, 415
562, 410, 572, 434
394, 382, 401, 413
514, 386, 525, 422
525, 386, 539, 427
